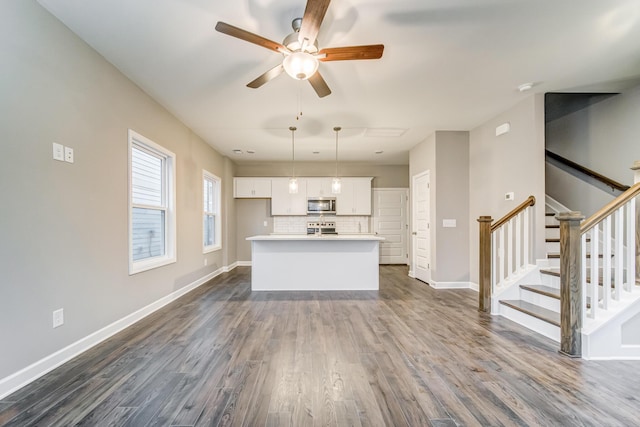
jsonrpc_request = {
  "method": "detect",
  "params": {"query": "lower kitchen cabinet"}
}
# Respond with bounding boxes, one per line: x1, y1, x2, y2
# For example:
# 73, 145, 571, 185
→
271, 178, 307, 215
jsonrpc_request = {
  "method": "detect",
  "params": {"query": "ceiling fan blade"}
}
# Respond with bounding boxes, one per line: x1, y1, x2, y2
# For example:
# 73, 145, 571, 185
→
318, 44, 384, 61
215, 21, 289, 54
308, 72, 331, 98
298, 0, 331, 48
247, 64, 285, 89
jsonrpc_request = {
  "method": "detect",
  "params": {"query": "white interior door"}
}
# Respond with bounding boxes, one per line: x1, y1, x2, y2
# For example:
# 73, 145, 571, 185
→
412, 172, 431, 283
372, 188, 408, 264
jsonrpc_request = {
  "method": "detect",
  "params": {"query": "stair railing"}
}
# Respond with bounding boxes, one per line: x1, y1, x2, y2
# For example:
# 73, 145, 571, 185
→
558, 182, 640, 357
478, 196, 536, 312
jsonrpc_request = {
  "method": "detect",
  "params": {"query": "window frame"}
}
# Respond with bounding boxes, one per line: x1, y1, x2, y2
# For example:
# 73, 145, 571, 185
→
128, 129, 176, 275
203, 170, 222, 253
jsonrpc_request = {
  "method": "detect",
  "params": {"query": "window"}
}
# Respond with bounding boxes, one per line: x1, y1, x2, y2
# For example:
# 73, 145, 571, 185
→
203, 170, 221, 252
128, 130, 176, 274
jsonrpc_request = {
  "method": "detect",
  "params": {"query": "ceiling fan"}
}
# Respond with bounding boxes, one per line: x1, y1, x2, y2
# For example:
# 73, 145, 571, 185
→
215, 0, 384, 98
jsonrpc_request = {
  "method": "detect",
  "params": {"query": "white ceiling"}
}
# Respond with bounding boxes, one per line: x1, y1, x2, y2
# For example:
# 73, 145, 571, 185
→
37, 0, 640, 165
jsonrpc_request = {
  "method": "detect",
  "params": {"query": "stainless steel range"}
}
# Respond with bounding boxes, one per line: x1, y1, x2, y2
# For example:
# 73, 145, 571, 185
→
307, 221, 337, 235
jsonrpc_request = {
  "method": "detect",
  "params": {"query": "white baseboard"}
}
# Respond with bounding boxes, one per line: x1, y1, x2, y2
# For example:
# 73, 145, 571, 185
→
237, 261, 252, 267
0, 263, 236, 400
429, 280, 475, 290
407, 270, 415, 278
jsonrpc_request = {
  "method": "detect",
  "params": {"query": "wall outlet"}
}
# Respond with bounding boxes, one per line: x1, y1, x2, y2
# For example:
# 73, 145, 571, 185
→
263, 221, 268, 227
53, 142, 64, 161
64, 146, 74, 163
53, 308, 64, 328
505, 192, 515, 201
204, 258, 208, 266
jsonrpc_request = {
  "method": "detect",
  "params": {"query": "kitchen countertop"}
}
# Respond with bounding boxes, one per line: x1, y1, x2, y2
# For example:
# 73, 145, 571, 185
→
247, 234, 385, 241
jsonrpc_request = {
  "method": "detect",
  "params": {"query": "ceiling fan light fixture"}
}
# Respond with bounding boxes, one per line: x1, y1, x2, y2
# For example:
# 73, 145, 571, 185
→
283, 51, 319, 80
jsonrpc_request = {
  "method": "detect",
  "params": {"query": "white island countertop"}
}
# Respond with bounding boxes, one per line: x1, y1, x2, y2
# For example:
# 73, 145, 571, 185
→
246, 234, 384, 291
247, 234, 385, 241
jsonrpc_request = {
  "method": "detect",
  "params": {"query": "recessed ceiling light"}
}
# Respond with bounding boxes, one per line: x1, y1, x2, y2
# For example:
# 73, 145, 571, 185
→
518, 82, 534, 92
312, 151, 320, 154
232, 149, 243, 154
364, 128, 407, 137
375, 150, 384, 154
246, 150, 255, 154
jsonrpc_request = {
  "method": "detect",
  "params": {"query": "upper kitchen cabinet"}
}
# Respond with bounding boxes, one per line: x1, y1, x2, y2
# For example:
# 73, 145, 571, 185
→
306, 178, 333, 198
336, 177, 372, 215
271, 178, 308, 215
234, 178, 272, 198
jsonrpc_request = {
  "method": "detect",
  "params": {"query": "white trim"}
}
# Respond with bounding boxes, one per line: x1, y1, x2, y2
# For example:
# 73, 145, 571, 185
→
545, 194, 571, 214
429, 280, 476, 290
237, 260, 252, 267
128, 129, 177, 275
203, 170, 222, 253
0, 264, 237, 400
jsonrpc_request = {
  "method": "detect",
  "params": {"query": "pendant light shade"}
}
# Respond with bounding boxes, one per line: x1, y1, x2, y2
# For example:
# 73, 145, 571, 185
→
289, 126, 298, 194
332, 126, 341, 194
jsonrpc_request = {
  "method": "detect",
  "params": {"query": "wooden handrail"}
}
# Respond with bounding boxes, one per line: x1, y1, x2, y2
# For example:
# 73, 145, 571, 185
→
491, 195, 536, 232
546, 150, 630, 193
580, 182, 640, 233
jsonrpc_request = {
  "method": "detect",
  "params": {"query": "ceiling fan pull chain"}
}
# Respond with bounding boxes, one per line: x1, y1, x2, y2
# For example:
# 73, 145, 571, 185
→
296, 81, 303, 121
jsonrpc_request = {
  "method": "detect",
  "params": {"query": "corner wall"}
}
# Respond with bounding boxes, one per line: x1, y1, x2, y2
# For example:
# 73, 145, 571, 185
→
468, 95, 546, 284
0, 1, 234, 389
546, 86, 640, 216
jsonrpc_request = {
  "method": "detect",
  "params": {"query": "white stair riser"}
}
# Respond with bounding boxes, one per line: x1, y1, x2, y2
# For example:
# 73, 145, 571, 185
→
521, 290, 560, 312
540, 273, 560, 288
546, 258, 560, 268
545, 229, 560, 239
499, 304, 560, 342
545, 241, 560, 253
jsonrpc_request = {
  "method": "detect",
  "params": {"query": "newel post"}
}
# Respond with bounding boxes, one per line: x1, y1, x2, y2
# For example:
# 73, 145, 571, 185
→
478, 216, 493, 312
558, 211, 585, 357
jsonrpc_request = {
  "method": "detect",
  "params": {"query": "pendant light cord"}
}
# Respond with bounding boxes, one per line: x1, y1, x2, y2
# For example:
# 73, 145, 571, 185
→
334, 126, 341, 178
290, 126, 296, 178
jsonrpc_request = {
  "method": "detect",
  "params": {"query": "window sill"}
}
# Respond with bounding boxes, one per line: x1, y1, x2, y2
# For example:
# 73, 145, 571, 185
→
129, 256, 176, 275
203, 245, 222, 254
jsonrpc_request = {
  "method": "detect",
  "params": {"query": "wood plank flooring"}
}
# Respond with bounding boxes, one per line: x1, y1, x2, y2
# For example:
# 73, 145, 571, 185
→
1, 265, 640, 426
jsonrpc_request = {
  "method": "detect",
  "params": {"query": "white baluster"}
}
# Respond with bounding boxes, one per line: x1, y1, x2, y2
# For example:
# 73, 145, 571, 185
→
499, 227, 505, 288
615, 207, 624, 300
591, 227, 599, 317
523, 207, 530, 268
602, 216, 612, 310
507, 219, 514, 279
627, 198, 636, 292
582, 233, 589, 321
492, 230, 497, 290
515, 213, 522, 273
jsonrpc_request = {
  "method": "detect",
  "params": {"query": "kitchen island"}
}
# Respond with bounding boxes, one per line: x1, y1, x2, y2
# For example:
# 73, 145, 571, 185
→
246, 234, 385, 291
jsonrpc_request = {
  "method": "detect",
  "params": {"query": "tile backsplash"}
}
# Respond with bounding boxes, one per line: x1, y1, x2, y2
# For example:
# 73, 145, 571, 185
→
273, 216, 370, 234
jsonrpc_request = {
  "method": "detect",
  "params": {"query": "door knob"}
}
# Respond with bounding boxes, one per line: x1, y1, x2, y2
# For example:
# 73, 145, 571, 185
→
412, 232, 417, 235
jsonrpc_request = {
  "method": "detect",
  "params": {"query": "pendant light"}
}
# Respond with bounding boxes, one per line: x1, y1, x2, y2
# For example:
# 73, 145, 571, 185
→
289, 126, 298, 194
332, 126, 341, 194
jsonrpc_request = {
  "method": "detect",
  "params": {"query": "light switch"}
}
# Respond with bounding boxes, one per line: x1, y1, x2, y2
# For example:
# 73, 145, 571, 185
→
64, 146, 74, 163
53, 142, 64, 161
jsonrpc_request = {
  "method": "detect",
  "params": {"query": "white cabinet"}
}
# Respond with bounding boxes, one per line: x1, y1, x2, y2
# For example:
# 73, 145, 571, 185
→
336, 177, 372, 215
271, 178, 308, 215
234, 178, 272, 198
306, 178, 333, 198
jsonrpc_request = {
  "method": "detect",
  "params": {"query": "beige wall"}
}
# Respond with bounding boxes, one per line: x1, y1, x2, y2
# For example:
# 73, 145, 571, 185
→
409, 132, 470, 284
0, 2, 233, 381
235, 162, 409, 188
469, 94, 546, 284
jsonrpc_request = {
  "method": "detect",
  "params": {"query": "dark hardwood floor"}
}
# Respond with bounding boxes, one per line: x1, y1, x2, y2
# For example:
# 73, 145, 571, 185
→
1, 265, 639, 426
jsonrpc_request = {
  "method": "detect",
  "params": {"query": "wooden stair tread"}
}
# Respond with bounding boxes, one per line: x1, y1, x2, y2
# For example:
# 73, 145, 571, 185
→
546, 238, 590, 243
547, 253, 606, 259
499, 300, 561, 327
545, 224, 560, 229
520, 284, 560, 299
545, 212, 556, 217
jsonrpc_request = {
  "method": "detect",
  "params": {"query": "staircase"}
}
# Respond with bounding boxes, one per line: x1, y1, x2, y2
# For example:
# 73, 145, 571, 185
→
497, 212, 562, 342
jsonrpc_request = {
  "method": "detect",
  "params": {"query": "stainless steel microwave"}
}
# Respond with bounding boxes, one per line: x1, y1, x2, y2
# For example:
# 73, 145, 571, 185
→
307, 198, 336, 214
